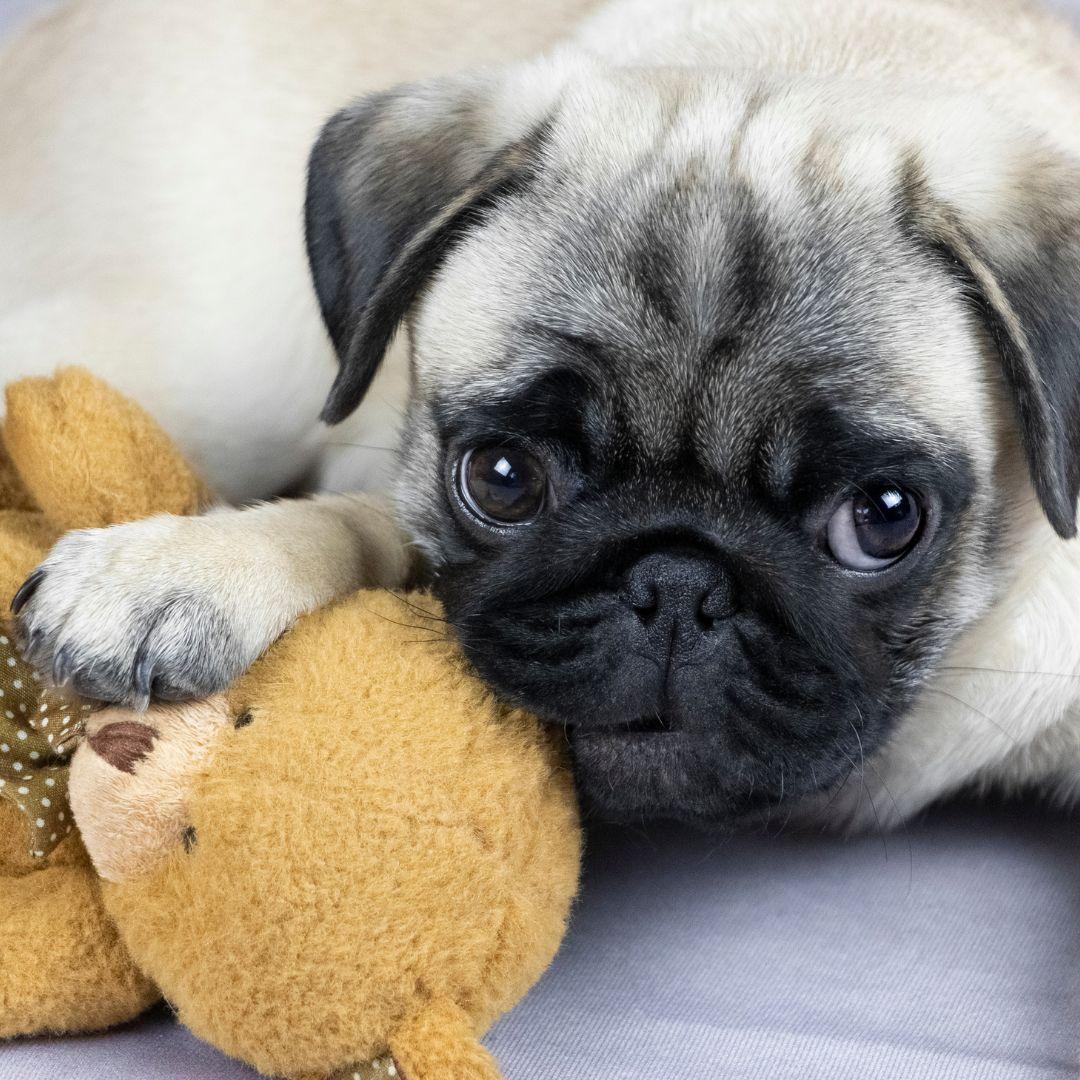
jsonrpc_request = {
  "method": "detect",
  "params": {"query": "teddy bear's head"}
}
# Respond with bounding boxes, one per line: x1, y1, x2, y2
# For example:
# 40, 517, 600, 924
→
70, 590, 581, 1080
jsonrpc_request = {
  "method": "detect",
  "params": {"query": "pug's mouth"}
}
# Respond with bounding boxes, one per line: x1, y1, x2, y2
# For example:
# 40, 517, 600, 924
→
571, 714, 678, 736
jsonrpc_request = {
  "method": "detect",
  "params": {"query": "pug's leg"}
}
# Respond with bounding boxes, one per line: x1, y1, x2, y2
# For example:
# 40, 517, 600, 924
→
13, 494, 415, 707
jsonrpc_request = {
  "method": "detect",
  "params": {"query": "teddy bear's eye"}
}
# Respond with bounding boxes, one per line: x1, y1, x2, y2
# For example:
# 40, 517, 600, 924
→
181, 825, 197, 852
234, 710, 254, 729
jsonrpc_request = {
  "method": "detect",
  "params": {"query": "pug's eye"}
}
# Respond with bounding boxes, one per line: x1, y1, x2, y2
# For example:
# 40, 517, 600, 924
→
458, 446, 547, 526
827, 484, 923, 571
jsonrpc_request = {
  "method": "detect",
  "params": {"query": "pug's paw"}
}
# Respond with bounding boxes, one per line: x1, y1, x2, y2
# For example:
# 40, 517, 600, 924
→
13, 515, 270, 707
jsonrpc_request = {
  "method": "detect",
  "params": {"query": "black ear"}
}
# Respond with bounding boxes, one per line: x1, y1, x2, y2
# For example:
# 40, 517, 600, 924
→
907, 159, 1080, 538
305, 76, 544, 424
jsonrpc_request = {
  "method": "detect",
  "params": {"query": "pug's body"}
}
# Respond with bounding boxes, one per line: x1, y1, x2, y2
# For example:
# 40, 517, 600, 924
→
14, 0, 1080, 827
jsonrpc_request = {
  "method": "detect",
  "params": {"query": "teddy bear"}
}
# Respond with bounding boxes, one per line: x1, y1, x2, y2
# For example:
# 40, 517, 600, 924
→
69, 588, 580, 1079
0, 369, 581, 1080
0, 366, 210, 1038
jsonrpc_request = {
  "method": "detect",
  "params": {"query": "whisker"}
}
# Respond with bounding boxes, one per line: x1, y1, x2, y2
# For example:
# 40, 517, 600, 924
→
323, 441, 398, 453
818, 758, 858, 832
843, 727, 887, 861
358, 603, 446, 639
373, 394, 408, 421
390, 592, 452, 625
939, 665, 1080, 680
922, 686, 1020, 748
768, 765, 796, 837
862, 755, 914, 892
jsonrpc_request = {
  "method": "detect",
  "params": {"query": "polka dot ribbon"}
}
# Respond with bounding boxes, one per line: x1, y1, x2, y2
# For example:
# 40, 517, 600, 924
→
0, 623, 93, 859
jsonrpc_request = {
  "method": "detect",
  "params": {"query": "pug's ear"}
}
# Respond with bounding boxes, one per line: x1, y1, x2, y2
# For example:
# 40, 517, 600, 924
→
305, 73, 550, 424
905, 146, 1080, 538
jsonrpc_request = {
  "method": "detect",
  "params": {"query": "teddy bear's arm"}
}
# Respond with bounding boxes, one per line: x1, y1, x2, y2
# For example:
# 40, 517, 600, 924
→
16, 493, 415, 706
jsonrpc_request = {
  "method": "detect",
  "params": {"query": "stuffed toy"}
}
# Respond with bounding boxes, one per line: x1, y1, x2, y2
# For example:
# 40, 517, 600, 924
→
0, 366, 209, 1038
0, 369, 581, 1080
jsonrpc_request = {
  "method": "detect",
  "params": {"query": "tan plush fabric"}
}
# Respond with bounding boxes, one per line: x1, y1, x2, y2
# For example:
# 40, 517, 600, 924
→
0, 435, 33, 515
71, 698, 232, 884
389, 997, 502, 1080
0, 366, 580, 1075
3, 367, 212, 532
0, 845, 156, 1039
89, 590, 581, 1079
0, 366, 208, 1037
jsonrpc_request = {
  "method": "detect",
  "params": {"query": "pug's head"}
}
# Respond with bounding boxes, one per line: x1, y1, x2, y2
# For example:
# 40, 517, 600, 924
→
304, 61, 1080, 823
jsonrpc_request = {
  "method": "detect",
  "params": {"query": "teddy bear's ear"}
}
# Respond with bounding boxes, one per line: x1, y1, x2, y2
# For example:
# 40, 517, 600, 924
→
3, 367, 213, 532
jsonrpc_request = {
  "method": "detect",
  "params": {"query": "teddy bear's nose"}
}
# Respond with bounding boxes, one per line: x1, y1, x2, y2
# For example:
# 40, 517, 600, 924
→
87, 721, 156, 774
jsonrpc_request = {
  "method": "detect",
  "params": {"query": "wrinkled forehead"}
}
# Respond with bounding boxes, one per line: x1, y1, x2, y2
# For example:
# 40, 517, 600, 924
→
412, 74, 990, 469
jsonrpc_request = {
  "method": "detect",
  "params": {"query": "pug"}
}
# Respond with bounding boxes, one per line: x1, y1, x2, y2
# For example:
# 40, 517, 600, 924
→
14, 0, 1080, 828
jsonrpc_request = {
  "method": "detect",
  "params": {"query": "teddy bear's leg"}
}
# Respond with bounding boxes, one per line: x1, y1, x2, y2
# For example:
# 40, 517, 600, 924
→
272, 1000, 503, 1080
0, 850, 158, 1038
386, 999, 503, 1080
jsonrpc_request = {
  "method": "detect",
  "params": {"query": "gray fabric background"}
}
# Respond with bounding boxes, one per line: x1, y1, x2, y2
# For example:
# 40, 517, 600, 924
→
1, 2, 1079, 1078
2, 802, 1077, 1079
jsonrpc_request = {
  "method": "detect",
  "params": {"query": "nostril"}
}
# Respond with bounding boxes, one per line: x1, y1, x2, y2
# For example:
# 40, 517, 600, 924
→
699, 581, 735, 624
624, 579, 658, 624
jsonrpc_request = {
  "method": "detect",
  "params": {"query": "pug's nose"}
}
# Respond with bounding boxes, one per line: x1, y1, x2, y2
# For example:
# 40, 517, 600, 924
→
623, 552, 733, 635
